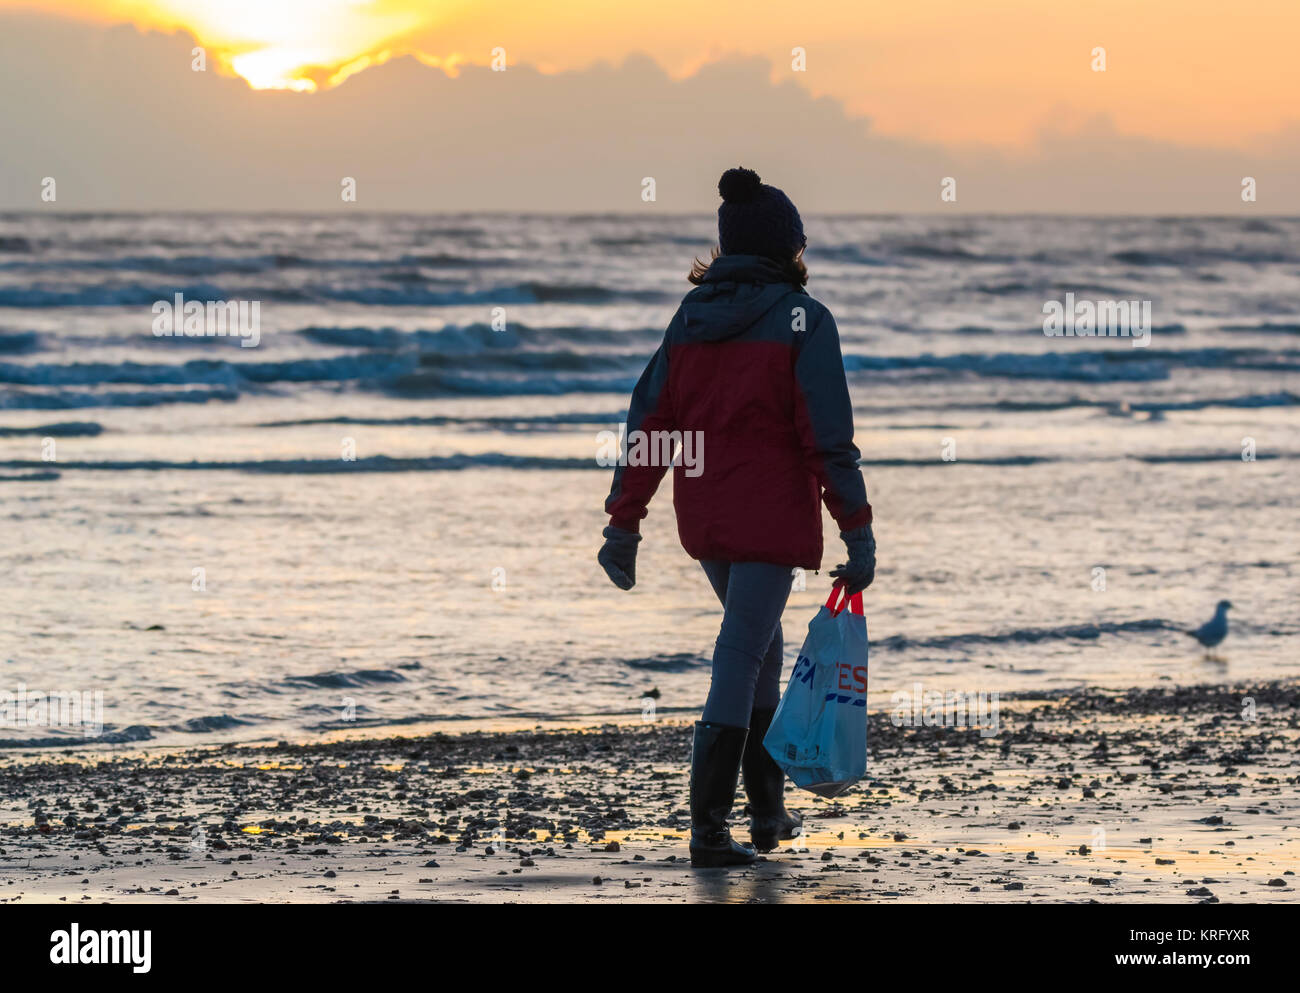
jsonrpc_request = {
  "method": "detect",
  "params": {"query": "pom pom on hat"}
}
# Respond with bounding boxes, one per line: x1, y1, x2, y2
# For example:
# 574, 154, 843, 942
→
718, 167, 763, 204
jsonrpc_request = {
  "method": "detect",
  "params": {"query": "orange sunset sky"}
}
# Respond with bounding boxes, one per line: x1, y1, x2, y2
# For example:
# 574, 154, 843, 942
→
6, 0, 1298, 151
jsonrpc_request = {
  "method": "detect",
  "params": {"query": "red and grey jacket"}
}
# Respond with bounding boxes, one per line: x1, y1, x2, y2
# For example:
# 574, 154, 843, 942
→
604, 254, 872, 569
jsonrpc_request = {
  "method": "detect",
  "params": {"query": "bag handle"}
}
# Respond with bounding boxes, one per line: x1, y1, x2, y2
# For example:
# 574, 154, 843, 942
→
824, 585, 864, 617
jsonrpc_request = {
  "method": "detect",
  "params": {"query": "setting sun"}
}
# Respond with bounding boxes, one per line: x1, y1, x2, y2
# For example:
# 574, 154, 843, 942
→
166, 0, 437, 90
28, 0, 440, 90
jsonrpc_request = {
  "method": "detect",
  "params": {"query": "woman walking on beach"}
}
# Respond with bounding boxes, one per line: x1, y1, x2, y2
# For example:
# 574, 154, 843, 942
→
597, 167, 876, 867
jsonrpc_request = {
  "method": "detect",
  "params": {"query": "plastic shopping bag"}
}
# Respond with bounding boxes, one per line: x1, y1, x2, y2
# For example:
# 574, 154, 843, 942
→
763, 586, 868, 798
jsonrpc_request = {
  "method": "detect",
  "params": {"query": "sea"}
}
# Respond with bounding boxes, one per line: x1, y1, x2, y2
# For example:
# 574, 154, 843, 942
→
1, 212, 1297, 748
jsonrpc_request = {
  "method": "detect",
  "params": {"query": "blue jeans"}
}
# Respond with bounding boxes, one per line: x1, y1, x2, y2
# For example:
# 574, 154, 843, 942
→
698, 560, 792, 728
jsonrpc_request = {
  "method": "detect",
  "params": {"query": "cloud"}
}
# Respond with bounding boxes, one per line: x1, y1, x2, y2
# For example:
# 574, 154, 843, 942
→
1, 11, 1296, 212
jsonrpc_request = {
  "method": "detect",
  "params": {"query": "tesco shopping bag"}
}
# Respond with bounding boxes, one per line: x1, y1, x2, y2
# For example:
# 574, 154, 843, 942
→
763, 585, 868, 798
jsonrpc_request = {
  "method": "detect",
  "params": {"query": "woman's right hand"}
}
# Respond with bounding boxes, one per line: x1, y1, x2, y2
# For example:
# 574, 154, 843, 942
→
829, 523, 875, 595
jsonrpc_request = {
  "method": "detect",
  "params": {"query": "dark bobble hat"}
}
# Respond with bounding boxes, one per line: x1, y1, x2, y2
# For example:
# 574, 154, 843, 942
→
716, 167, 805, 262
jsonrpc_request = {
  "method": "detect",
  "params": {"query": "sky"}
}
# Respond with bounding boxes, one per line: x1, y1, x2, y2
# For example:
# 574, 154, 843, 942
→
1, 1, 1297, 211
8, 0, 1299, 148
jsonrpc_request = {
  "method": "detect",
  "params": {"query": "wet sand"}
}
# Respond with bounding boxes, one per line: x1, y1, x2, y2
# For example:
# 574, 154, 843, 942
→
1, 680, 1296, 904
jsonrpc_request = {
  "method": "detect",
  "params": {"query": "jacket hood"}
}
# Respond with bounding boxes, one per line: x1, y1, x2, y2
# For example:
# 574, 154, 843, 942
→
680, 255, 799, 342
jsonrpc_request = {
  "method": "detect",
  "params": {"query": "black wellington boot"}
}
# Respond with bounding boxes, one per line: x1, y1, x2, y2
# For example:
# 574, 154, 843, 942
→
742, 706, 803, 853
689, 721, 756, 867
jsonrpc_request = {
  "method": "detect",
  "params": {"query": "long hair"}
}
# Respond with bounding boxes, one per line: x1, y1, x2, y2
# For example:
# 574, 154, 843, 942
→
688, 245, 808, 288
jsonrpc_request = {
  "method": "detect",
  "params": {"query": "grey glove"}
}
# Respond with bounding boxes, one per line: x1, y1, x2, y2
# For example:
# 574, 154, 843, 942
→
829, 523, 876, 595
597, 525, 641, 590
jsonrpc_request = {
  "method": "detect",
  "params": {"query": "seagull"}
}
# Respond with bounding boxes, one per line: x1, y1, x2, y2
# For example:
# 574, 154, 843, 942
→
1188, 600, 1232, 659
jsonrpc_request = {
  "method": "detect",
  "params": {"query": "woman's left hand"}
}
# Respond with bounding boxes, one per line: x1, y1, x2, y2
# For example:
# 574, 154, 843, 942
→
597, 525, 641, 590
